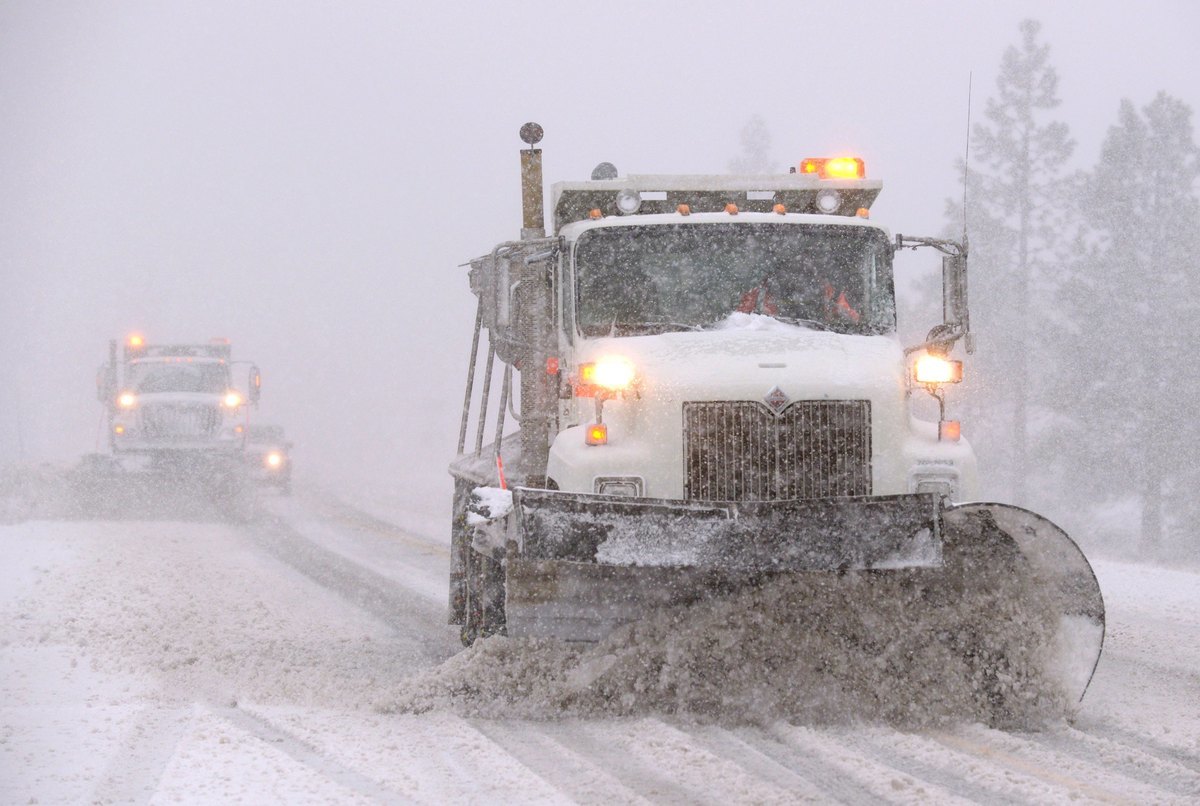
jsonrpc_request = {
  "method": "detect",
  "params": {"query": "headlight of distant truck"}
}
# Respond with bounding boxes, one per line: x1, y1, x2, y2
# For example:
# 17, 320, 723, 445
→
264, 451, 284, 469
914, 354, 963, 386
575, 356, 637, 397
116, 391, 137, 409
222, 390, 243, 409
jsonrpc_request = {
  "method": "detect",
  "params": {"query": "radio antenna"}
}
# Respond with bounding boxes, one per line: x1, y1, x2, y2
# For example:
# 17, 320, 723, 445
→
962, 72, 973, 246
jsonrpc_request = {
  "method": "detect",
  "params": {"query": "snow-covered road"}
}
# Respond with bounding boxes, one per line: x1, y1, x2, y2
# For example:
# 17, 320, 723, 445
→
2, 493, 1198, 804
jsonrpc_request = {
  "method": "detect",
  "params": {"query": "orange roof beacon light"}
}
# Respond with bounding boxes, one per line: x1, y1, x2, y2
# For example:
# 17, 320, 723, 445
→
799, 157, 866, 179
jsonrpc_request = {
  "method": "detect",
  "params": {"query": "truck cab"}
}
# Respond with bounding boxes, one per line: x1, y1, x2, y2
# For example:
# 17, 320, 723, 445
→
99, 336, 260, 455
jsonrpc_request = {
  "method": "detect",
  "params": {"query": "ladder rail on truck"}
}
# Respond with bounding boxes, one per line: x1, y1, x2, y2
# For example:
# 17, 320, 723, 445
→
447, 125, 1104, 723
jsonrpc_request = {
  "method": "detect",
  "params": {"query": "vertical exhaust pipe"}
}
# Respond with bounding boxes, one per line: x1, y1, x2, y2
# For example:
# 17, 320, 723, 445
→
519, 122, 545, 240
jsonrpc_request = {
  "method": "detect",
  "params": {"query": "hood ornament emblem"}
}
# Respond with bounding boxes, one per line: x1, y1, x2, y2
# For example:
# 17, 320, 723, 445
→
763, 386, 790, 415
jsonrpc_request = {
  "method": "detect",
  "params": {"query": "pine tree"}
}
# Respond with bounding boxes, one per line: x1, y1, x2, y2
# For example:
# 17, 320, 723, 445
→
955, 19, 1075, 505
728, 115, 777, 174
1069, 93, 1200, 554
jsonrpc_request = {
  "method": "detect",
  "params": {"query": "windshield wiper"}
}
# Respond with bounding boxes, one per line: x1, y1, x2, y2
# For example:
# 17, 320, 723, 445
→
772, 316, 838, 332
617, 322, 706, 335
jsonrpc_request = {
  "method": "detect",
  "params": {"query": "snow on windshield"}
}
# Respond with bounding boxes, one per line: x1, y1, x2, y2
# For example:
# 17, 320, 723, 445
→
128, 361, 230, 394
573, 223, 895, 338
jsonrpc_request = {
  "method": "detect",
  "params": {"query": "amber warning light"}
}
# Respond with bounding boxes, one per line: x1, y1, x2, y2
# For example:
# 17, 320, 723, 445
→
799, 157, 866, 179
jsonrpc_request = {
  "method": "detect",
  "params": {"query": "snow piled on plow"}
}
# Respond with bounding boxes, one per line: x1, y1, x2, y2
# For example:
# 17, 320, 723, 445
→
386, 565, 1073, 728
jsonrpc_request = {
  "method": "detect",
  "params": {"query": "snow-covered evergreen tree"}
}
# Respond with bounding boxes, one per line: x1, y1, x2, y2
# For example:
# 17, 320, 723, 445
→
1064, 93, 1200, 555
728, 115, 777, 174
946, 19, 1076, 506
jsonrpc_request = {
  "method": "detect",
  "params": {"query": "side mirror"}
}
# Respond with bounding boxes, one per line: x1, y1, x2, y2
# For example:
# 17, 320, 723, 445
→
249, 366, 261, 404
942, 254, 974, 354
97, 366, 116, 404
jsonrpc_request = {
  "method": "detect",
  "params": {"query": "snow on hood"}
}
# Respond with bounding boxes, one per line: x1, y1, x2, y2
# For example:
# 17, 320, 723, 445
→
580, 314, 904, 399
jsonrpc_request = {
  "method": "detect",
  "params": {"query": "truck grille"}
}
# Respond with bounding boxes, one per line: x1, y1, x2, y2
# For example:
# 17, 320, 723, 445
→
139, 404, 221, 439
683, 400, 871, 501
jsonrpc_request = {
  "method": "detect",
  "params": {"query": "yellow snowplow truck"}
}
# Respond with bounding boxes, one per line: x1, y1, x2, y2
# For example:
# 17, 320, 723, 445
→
448, 124, 1104, 715
72, 334, 263, 520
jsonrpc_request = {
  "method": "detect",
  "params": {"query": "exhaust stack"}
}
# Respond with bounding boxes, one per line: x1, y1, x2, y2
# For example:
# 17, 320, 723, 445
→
519, 122, 545, 240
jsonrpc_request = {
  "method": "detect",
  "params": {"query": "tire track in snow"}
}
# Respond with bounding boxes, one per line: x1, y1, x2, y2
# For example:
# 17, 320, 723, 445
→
528, 720, 717, 804
244, 512, 454, 660
466, 719, 651, 804
766, 723, 970, 804
819, 726, 1012, 804
684, 725, 829, 799
1026, 725, 1200, 798
211, 704, 404, 803
929, 726, 1143, 803
90, 705, 193, 804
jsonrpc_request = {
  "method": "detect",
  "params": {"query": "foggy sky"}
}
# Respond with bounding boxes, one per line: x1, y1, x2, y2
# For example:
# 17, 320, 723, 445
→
2, 1, 1197, 522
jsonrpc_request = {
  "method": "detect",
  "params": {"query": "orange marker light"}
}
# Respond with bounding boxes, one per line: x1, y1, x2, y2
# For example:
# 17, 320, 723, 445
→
773, 203, 787, 215
677, 204, 691, 216
588, 208, 603, 219
113, 424, 125, 435
724, 203, 739, 215
856, 207, 870, 218
939, 420, 962, 442
585, 423, 608, 446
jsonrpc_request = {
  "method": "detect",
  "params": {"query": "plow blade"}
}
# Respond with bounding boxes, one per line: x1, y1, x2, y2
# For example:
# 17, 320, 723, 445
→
502, 489, 943, 641
481, 489, 1104, 708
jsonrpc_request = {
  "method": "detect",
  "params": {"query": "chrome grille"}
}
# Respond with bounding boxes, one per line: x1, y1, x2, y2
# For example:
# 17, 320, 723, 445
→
684, 400, 871, 501
139, 404, 221, 439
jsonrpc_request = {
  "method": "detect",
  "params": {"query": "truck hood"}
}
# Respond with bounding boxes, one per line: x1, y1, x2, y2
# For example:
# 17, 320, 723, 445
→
580, 313, 905, 401
128, 392, 223, 405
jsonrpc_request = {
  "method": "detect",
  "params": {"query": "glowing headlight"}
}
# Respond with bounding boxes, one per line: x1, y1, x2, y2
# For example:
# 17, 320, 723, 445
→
117, 391, 137, 409
264, 451, 284, 469
914, 354, 964, 385
582, 357, 636, 390
222, 391, 243, 409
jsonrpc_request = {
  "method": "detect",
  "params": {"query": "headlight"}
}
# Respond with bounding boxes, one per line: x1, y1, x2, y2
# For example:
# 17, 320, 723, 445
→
264, 451, 284, 469
595, 476, 644, 496
116, 391, 137, 409
576, 356, 637, 397
222, 391, 243, 409
914, 354, 963, 385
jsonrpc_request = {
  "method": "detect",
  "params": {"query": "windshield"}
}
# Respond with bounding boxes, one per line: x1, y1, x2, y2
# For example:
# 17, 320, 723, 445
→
573, 223, 895, 338
127, 361, 230, 394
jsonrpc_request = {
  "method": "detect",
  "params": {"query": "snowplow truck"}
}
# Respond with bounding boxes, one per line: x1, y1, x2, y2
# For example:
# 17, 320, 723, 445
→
76, 335, 262, 519
449, 124, 1104, 711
